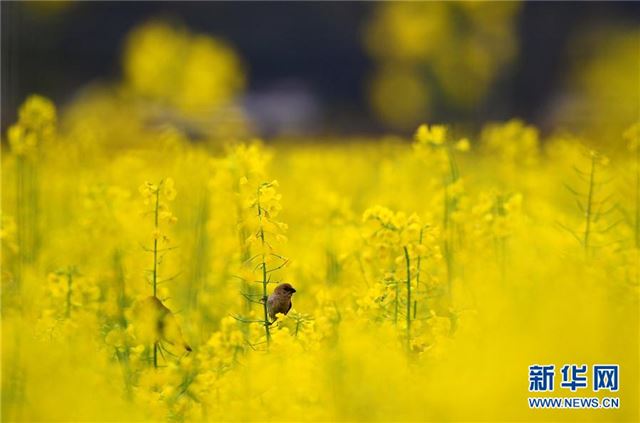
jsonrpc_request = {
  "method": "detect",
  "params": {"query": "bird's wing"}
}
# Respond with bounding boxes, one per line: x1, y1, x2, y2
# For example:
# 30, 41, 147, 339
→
267, 295, 275, 311
161, 313, 191, 352
267, 295, 276, 319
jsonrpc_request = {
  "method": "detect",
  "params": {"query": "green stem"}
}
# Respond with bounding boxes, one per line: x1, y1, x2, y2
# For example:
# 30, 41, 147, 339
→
413, 228, 424, 319
256, 192, 271, 345
403, 246, 411, 352
153, 187, 160, 298
113, 250, 127, 327
66, 271, 73, 318
151, 182, 162, 369
112, 250, 132, 393
445, 143, 460, 181
443, 183, 454, 302
154, 343, 158, 369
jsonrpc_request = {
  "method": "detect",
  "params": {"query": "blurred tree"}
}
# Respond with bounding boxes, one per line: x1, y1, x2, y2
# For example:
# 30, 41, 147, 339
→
363, 2, 521, 130
123, 20, 245, 115
551, 25, 640, 146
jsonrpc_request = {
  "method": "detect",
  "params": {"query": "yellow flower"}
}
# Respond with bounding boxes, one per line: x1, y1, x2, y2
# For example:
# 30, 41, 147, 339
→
139, 181, 156, 198
159, 210, 177, 223
123, 20, 245, 113
18, 94, 56, 131
589, 149, 609, 166
163, 178, 177, 201
455, 138, 470, 152
105, 328, 126, 348
504, 193, 522, 213
415, 123, 447, 146
8, 124, 38, 157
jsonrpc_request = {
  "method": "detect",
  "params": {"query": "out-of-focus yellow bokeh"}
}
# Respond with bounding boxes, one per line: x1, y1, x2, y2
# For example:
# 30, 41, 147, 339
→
123, 20, 245, 114
2, 10, 639, 423
2, 92, 638, 421
364, 2, 521, 129
554, 26, 640, 144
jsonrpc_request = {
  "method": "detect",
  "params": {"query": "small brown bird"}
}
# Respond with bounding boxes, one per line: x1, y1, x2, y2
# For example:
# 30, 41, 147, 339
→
267, 283, 296, 321
134, 296, 192, 353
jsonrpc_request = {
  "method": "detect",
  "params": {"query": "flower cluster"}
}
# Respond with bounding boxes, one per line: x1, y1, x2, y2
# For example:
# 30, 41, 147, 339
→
8, 95, 57, 158
2, 93, 638, 422
480, 119, 539, 165
470, 191, 523, 241
361, 206, 443, 341
123, 20, 245, 114
139, 178, 178, 244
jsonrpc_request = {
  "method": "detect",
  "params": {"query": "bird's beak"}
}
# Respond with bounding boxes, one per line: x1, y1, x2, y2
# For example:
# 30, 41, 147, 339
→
290, 288, 297, 293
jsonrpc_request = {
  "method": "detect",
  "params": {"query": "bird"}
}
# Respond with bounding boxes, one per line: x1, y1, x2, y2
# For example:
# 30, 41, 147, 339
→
267, 283, 296, 321
134, 296, 192, 353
